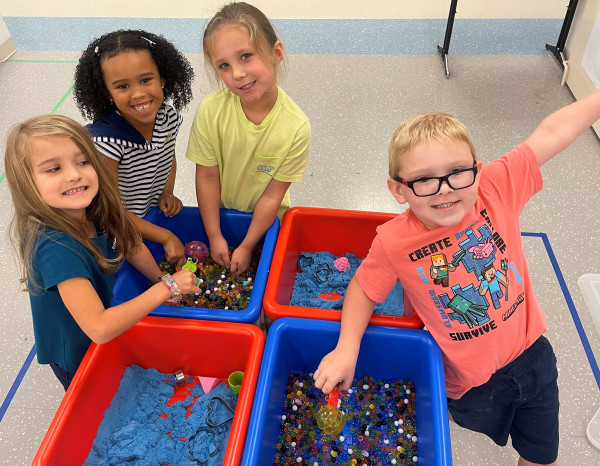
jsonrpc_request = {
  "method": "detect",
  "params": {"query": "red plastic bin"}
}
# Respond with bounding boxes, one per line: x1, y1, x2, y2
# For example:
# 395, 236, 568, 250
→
263, 206, 423, 328
32, 317, 265, 466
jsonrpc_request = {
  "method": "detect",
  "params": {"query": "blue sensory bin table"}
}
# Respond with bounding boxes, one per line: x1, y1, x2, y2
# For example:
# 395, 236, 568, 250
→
112, 206, 279, 324
242, 318, 452, 466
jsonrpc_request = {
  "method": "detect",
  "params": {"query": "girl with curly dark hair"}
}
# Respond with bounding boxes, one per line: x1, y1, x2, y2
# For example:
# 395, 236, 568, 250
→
74, 30, 194, 268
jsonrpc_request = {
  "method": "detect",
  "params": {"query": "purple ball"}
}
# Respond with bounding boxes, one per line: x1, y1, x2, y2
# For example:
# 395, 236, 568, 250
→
185, 241, 209, 263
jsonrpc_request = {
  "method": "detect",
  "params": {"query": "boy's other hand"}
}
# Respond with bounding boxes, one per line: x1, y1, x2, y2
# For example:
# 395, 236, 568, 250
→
158, 193, 183, 217
313, 348, 357, 394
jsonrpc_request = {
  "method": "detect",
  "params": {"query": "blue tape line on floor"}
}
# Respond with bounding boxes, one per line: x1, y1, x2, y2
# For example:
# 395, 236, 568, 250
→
522, 232, 600, 391
0, 345, 36, 423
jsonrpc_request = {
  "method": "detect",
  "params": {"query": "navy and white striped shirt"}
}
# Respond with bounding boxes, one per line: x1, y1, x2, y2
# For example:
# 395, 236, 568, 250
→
87, 104, 182, 218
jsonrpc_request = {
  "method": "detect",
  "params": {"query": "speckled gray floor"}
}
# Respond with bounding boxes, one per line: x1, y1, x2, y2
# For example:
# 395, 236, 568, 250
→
1, 50, 599, 465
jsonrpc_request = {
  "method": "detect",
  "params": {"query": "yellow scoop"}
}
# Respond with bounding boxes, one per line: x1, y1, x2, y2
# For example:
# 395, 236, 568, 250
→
315, 386, 346, 436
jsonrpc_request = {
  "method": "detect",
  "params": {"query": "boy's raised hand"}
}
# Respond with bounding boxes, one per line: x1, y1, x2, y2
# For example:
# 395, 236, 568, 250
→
525, 89, 600, 167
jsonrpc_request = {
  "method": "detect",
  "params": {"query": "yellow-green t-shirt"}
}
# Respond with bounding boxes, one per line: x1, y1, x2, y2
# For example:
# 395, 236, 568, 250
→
185, 87, 311, 219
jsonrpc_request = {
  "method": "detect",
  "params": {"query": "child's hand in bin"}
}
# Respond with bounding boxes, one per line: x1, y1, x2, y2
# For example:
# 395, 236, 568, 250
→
230, 244, 253, 276
313, 346, 359, 394
163, 233, 186, 269
210, 235, 231, 268
172, 269, 202, 295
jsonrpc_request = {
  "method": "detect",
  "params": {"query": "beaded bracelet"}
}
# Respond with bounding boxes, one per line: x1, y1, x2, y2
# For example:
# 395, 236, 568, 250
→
160, 273, 182, 302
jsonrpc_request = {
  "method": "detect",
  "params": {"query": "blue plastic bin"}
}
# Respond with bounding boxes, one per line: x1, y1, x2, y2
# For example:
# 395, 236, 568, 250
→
112, 207, 279, 324
243, 318, 451, 466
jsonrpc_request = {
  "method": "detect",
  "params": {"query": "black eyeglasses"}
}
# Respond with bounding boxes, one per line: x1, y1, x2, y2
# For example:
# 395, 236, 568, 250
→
394, 162, 481, 197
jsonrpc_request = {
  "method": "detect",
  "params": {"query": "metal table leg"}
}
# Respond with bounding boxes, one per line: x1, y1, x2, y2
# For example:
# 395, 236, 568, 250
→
438, 0, 459, 78
545, 0, 579, 69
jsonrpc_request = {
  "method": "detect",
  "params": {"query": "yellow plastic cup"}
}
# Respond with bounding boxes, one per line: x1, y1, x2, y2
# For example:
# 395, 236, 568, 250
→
228, 371, 244, 394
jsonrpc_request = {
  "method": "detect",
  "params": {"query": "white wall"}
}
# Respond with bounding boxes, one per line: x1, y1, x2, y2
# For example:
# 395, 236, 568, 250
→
0, 0, 566, 19
0, 14, 16, 61
0, 14, 10, 42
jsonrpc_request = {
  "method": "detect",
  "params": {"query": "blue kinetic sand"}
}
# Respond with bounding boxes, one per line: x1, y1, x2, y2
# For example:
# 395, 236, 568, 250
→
85, 365, 237, 466
290, 252, 404, 315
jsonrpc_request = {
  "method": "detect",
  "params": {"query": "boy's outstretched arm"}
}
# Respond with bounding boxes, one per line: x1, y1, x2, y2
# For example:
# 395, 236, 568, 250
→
125, 242, 163, 283
525, 89, 600, 167
313, 276, 375, 394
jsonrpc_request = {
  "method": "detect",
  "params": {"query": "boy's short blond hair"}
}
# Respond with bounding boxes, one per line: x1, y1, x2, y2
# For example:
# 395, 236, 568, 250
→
388, 112, 477, 178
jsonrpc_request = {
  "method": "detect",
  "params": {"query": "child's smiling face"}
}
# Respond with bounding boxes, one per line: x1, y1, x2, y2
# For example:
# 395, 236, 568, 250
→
387, 139, 480, 230
31, 135, 99, 221
209, 24, 282, 114
101, 49, 165, 141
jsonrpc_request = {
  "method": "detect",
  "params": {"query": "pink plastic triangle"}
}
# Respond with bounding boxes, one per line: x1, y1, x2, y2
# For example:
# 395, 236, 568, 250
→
198, 376, 220, 394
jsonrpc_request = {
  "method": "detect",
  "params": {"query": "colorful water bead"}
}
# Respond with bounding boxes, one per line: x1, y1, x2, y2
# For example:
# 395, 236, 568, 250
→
157, 246, 261, 310
274, 372, 418, 465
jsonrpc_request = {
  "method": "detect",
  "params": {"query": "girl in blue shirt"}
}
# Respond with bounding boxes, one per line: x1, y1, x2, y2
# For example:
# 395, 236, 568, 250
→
4, 115, 199, 390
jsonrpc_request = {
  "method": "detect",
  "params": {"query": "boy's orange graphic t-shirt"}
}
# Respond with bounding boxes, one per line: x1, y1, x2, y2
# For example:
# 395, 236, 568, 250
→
357, 144, 547, 399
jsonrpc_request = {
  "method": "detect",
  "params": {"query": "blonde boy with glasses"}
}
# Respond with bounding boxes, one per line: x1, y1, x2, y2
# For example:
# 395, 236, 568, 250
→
314, 90, 600, 466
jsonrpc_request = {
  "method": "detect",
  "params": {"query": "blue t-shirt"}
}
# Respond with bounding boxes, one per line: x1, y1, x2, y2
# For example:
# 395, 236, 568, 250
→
29, 226, 117, 373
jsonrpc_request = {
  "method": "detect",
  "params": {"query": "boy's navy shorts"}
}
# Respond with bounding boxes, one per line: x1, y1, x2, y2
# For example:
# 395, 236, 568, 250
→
447, 335, 559, 464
